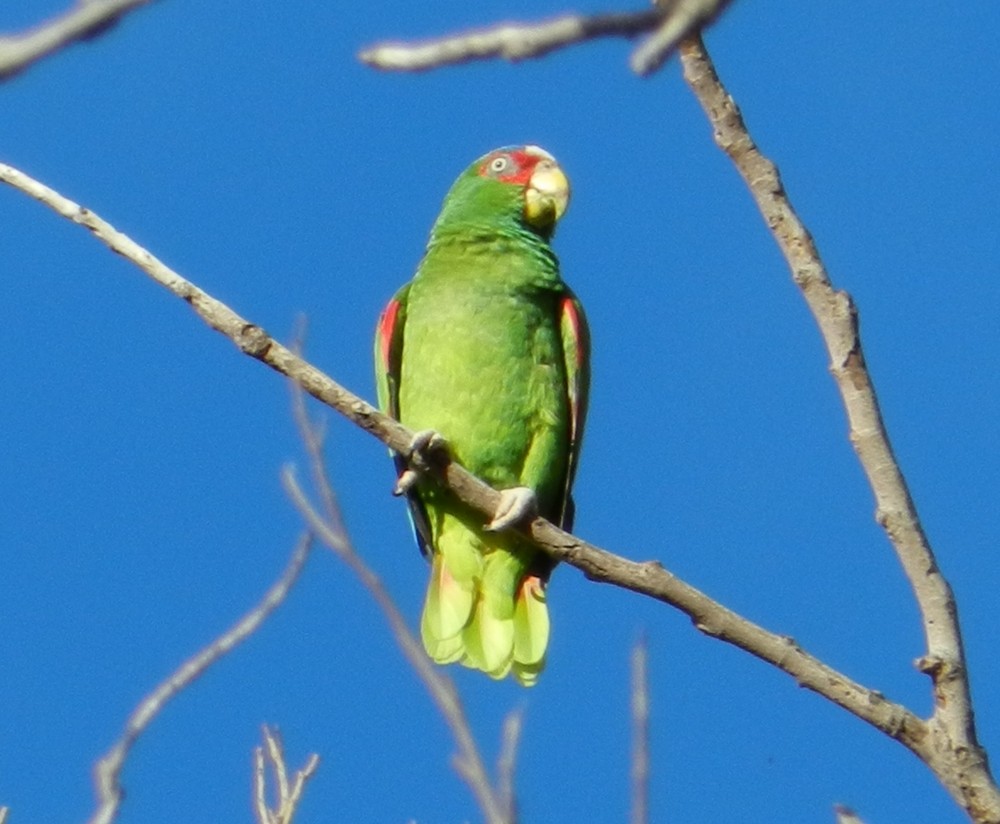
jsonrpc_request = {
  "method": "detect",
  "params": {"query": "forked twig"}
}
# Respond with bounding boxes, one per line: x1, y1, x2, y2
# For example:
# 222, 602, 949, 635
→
253, 725, 320, 824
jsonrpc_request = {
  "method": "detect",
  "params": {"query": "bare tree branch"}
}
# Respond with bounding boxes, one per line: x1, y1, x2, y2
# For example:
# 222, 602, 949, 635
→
0, 0, 156, 81
631, 637, 650, 824
358, 1, 731, 75
359, 10, 661, 72
252, 725, 320, 824
85, 534, 312, 824
0, 806, 9, 824
285, 394, 511, 824
677, 33, 999, 822
0, 155, 989, 816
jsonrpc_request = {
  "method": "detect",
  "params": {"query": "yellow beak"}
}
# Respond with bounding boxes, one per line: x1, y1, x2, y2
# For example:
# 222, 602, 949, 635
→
523, 160, 570, 231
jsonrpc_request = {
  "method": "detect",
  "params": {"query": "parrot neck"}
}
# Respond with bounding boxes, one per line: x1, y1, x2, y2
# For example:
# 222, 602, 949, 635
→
423, 223, 561, 288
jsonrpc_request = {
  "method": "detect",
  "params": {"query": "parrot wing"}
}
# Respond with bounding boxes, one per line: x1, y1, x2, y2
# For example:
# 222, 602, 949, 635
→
375, 284, 433, 558
558, 289, 590, 532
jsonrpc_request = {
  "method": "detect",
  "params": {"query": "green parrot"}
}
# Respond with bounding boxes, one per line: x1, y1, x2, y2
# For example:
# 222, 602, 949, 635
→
375, 145, 589, 686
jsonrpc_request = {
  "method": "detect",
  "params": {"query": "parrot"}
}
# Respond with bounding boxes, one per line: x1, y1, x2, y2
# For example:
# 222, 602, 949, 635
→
374, 145, 589, 686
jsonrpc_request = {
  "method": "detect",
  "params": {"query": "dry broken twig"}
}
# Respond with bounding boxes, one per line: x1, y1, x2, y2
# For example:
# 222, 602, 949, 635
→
285, 388, 513, 824
0, 0, 156, 81
359, 0, 732, 76
253, 725, 320, 824
677, 33, 998, 823
0, 159, 941, 809
84, 535, 312, 824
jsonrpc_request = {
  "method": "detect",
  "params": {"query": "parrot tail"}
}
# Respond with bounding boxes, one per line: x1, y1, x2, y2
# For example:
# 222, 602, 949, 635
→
420, 533, 550, 686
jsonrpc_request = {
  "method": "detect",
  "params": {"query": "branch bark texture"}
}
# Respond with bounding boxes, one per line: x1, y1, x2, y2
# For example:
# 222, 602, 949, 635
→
677, 34, 998, 823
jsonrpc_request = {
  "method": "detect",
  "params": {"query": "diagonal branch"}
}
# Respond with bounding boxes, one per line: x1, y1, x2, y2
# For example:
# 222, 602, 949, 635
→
359, 0, 734, 76
677, 34, 998, 822
0, 160, 936, 781
0, 0, 157, 81
85, 534, 312, 824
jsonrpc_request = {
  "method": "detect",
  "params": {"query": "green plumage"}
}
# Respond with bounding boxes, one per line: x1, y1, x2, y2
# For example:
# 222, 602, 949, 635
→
376, 146, 588, 685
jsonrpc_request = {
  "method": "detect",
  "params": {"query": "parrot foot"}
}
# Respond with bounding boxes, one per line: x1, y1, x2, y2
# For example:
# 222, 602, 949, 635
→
484, 486, 538, 532
393, 429, 449, 496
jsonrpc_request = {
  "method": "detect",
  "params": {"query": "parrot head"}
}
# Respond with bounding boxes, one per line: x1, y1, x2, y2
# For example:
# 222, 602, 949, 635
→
431, 145, 570, 239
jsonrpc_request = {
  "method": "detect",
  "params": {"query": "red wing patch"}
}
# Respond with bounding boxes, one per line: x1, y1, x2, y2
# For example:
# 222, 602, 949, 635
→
377, 298, 402, 370
560, 296, 585, 369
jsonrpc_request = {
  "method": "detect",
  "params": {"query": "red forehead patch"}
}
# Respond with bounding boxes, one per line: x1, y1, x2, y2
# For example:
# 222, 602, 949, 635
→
477, 149, 543, 185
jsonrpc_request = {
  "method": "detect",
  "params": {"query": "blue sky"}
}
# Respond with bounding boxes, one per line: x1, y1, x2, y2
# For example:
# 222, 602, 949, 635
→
2, 1, 1000, 822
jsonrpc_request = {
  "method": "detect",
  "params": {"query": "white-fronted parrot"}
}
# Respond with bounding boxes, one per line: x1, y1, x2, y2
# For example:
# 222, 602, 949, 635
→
375, 145, 589, 686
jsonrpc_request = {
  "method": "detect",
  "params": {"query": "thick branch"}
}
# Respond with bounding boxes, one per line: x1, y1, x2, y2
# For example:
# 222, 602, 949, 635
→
0, 0, 156, 81
0, 161, 933, 771
86, 535, 312, 824
677, 34, 999, 822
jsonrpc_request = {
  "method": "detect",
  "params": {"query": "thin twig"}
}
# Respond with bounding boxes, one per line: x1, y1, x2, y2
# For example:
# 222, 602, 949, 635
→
285, 394, 510, 824
1, 158, 933, 772
630, 637, 650, 824
0, 0, 156, 81
252, 725, 320, 824
359, 9, 662, 72
677, 33, 999, 822
86, 535, 312, 824
496, 709, 524, 824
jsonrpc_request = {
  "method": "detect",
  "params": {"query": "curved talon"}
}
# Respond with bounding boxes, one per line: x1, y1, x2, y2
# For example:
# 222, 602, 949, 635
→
485, 486, 538, 532
393, 468, 420, 496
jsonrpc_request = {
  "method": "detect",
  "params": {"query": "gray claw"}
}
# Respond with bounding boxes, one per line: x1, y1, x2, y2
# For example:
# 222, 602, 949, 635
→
393, 468, 420, 496
485, 486, 538, 532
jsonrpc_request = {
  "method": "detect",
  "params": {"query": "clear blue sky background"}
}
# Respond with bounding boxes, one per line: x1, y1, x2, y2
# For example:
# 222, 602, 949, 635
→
2, 2, 999, 822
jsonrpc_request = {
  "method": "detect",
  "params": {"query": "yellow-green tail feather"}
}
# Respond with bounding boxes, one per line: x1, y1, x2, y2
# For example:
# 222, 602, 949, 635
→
419, 515, 550, 686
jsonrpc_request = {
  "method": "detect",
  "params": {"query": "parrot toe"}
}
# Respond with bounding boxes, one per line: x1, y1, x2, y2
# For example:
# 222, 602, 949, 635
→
393, 429, 449, 496
485, 486, 538, 532
407, 429, 449, 464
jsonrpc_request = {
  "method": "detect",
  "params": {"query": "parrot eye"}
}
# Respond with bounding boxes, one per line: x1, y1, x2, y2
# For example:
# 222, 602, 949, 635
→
489, 155, 510, 174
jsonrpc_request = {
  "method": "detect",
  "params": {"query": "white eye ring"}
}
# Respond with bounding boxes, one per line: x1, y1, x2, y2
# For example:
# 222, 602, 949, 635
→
490, 156, 509, 173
